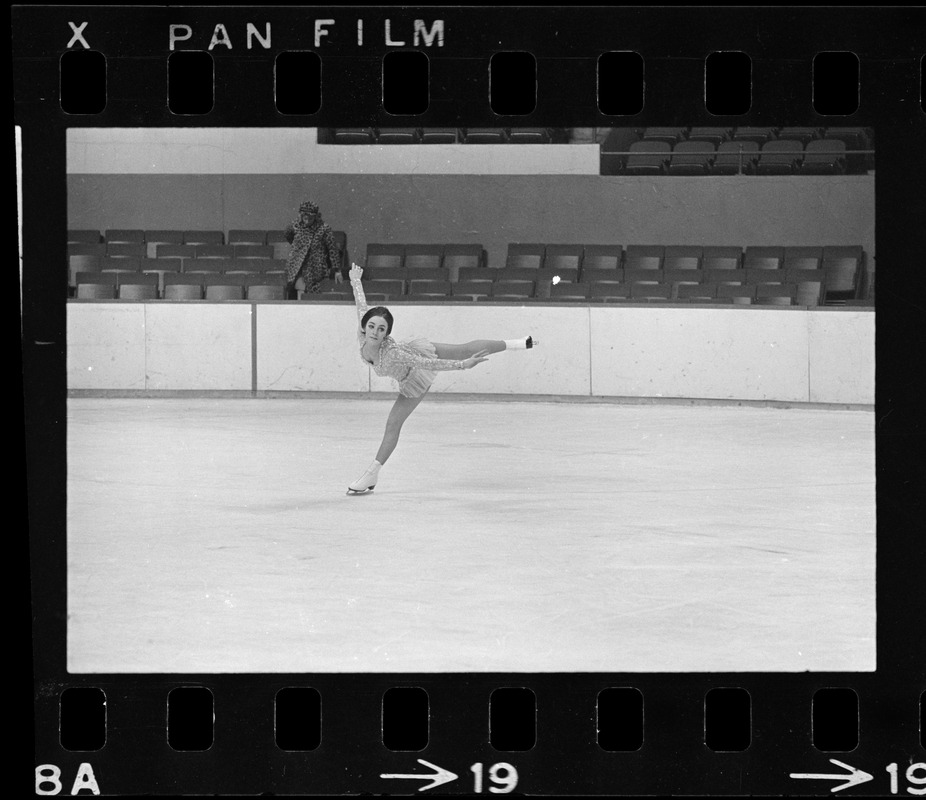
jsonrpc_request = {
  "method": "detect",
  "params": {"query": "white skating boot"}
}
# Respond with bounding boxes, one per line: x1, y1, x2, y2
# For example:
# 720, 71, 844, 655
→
504, 336, 538, 349
347, 460, 382, 495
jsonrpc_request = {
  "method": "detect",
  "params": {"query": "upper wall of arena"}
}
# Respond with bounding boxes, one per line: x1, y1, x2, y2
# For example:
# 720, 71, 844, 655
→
66, 128, 875, 270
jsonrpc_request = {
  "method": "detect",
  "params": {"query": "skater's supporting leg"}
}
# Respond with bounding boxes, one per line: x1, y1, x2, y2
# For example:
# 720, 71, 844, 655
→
375, 390, 428, 464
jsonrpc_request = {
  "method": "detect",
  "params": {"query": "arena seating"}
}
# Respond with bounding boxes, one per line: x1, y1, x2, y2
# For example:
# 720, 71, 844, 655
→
67, 232, 870, 307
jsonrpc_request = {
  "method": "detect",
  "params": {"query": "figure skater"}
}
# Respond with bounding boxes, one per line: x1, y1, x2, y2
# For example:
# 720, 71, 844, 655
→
347, 263, 538, 495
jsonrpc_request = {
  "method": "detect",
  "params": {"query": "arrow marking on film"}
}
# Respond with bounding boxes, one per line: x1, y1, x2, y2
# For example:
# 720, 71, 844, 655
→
380, 759, 458, 792
790, 759, 874, 793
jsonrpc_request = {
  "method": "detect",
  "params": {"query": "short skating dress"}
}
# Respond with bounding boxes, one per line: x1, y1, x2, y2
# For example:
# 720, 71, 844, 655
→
351, 276, 466, 398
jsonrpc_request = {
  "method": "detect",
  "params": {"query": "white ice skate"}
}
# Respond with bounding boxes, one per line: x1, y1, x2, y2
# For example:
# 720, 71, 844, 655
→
347, 461, 381, 495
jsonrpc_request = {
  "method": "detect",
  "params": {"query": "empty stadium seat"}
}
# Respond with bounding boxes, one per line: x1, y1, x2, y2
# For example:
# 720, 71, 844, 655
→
641, 127, 687, 145
507, 128, 552, 144
746, 268, 786, 285
233, 245, 274, 259
756, 140, 803, 175
705, 268, 746, 285
686, 127, 732, 146
105, 242, 147, 258
194, 244, 236, 259
457, 266, 495, 284
787, 269, 827, 306
537, 266, 579, 285
451, 281, 492, 300
442, 244, 485, 273
663, 246, 702, 270
755, 284, 797, 305
104, 229, 145, 243
717, 284, 755, 304
156, 244, 197, 261
145, 230, 184, 258
543, 245, 583, 272
801, 139, 847, 174
667, 141, 715, 175
140, 258, 181, 294
491, 280, 535, 300
676, 282, 717, 301
100, 256, 141, 275
182, 231, 224, 245
205, 284, 246, 300
405, 266, 450, 283
731, 127, 777, 145
821, 257, 861, 303
701, 246, 742, 270
776, 127, 822, 145
183, 259, 229, 274
118, 282, 159, 301
265, 231, 292, 260
363, 266, 406, 283
549, 282, 590, 301
246, 284, 287, 301
163, 284, 203, 300
630, 283, 672, 301
163, 274, 205, 300
590, 282, 631, 302
407, 279, 452, 297
743, 246, 784, 270
365, 244, 405, 270
581, 245, 623, 275
76, 282, 116, 299
712, 141, 758, 174
403, 245, 444, 270
227, 230, 267, 245
624, 268, 664, 285
664, 268, 704, 292
624, 245, 664, 271
419, 128, 460, 144
377, 128, 420, 144
622, 141, 671, 175
783, 246, 823, 268
333, 128, 376, 144
462, 128, 508, 144
505, 244, 545, 270
363, 279, 405, 300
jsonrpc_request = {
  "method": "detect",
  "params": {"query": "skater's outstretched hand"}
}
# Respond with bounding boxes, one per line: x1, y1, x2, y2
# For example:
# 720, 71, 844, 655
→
461, 350, 491, 369
349, 263, 363, 281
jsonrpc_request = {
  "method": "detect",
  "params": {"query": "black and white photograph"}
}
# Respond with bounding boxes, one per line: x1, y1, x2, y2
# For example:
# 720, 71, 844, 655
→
64, 124, 875, 674
21, 5, 925, 796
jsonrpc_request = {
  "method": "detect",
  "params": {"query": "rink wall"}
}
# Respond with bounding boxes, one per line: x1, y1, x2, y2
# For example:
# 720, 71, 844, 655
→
66, 302, 874, 405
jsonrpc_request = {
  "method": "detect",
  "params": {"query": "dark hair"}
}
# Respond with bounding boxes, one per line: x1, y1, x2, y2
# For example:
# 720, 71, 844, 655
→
361, 306, 394, 336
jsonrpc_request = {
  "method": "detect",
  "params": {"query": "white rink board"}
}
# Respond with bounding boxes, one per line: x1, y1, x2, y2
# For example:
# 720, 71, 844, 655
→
256, 303, 368, 392
808, 311, 875, 404
144, 303, 253, 391
590, 306, 811, 402
67, 302, 147, 390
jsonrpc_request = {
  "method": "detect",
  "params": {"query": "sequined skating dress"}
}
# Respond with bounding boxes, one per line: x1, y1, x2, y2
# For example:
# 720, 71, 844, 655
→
351, 275, 466, 398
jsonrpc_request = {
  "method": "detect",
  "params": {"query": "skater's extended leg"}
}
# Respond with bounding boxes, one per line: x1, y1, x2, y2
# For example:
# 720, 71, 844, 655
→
431, 340, 507, 359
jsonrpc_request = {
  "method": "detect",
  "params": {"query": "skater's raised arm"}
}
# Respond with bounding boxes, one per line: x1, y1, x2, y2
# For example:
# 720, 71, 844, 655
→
349, 263, 369, 327
383, 347, 490, 372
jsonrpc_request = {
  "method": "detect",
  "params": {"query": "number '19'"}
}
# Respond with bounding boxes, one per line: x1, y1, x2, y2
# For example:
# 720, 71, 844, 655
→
470, 762, 519, 793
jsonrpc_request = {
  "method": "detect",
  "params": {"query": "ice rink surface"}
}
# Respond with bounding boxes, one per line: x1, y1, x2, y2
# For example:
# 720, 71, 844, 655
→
66, 396, 875, 673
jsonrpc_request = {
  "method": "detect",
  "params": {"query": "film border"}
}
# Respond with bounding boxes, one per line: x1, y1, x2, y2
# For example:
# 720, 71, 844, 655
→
18, 4, 925, 796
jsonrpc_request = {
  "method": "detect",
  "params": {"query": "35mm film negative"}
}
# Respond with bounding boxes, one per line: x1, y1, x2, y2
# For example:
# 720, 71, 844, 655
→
18, 5, 924, 796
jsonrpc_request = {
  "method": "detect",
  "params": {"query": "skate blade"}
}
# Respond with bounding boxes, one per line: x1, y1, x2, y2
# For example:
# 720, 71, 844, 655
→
346, 486, 375, 496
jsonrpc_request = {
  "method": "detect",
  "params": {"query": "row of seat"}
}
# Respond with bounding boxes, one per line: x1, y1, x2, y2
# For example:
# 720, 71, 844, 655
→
72, 271, 288, 301
325, 128, 567, 145
634, 126, 872, 149
364, 242, 864, 273
614, 138, 859, 176
67, 229, 349, 257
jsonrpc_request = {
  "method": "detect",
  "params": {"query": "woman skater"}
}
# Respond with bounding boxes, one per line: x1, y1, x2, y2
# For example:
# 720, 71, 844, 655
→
347, 263, 538, 495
